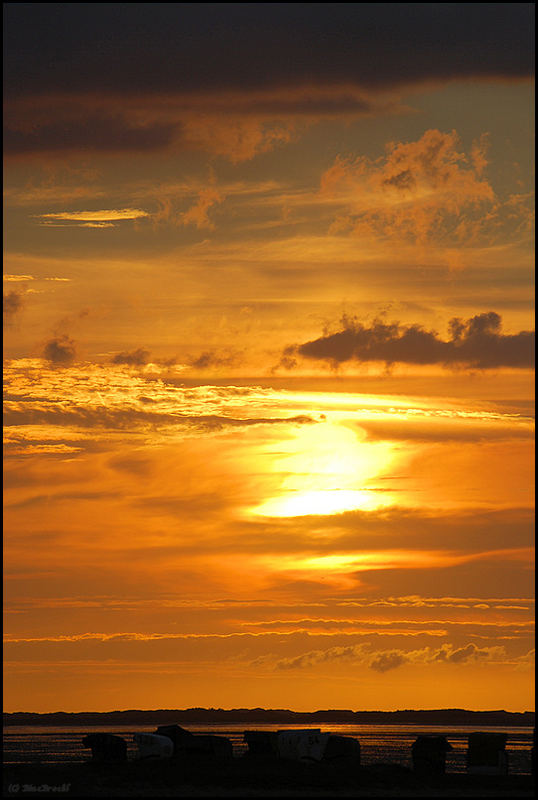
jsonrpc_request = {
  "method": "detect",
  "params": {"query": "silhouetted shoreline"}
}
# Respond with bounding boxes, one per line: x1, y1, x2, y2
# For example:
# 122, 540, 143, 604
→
3, 707, 534, 727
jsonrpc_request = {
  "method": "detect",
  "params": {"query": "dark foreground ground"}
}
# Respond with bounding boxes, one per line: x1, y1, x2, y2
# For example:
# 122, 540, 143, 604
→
3, 758, 535, 799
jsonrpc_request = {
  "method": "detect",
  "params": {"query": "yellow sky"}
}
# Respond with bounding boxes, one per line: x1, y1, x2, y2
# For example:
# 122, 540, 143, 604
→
3, 3, 534, 713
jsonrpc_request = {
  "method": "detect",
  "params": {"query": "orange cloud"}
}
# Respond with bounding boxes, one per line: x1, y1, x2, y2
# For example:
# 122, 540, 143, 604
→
182, 185, 224, 231
3, 85, 407, 162
273, 641, 509, 672
34, 208, 150, 228
321, 129, 497, 246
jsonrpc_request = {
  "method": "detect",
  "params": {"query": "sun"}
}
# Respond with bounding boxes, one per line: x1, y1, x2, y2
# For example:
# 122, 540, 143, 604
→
251, 420, 396, 517
253, 488, 390, 517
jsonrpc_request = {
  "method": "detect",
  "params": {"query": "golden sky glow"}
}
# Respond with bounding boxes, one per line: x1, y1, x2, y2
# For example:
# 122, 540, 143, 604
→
3, 3, 534, 714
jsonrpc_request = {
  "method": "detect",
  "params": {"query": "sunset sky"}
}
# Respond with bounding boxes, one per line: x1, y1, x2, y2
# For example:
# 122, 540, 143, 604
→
3, 3, 534, 713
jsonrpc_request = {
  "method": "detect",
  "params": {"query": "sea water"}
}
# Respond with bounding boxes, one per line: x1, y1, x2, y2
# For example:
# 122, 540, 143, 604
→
3, 724, 533, 774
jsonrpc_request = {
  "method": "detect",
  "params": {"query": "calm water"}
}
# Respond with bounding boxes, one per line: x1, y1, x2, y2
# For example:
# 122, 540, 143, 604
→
3, 724, 533, 774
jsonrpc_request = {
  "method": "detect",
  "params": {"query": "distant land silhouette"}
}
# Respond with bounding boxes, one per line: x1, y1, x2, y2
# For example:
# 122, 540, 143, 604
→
3, 708, 534, 727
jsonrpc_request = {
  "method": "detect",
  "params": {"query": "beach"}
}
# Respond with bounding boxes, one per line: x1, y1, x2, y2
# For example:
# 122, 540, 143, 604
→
3, 721, 534, 797
3, 759, 535, 798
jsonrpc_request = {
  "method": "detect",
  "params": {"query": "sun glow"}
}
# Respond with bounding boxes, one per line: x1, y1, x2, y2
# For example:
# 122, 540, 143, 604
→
263, 550, 467, 573
251, 420, 398, 517
254, 488, 390, 517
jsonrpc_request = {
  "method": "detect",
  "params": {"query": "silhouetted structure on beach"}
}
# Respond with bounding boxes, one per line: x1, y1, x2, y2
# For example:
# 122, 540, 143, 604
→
82, 732, 127, 763
243, 729, 360, 765
155, 724, 195, 751
155, 724, 233, 761
243, 730, 279, 756
467, 732, 508, 775
323, 734, 361, 765
411, 735, 452, 775
182, 734, 233, 761
134, 733, 174, 759
276, 729, 329, 761
78, 723, 535, 782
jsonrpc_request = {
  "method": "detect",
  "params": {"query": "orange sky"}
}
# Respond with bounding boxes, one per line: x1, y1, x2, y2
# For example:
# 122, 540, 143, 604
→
3, 3, 534, 713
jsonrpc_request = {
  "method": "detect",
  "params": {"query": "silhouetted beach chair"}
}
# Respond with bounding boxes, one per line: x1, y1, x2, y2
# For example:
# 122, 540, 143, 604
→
134, 732, 174, 759
82, 732, 127, 763
467, 732, 508, 775
323, 734, 361, 766
155, 723, 195, 755
243, 730, 279, 756
411, 735, 452, 775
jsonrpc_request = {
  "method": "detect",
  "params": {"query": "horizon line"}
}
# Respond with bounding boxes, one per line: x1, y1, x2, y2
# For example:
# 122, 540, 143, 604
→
4, 707, 534, 715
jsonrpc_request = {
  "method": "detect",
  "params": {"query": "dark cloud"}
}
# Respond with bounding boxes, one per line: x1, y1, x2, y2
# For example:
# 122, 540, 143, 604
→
210, 93, 392, 116
276, 645, 363, 670
4, 5, 532, 158
111, 348, 151, 366
42, 335, 77, 366
434, 643, 477, 664
3, 291, 23, 324
4, 4, 533, 98
188, 350, 242, 370
4, 403, 317, 433
383, 169, 416, 190
4, 115, 178, 156
368, 651, 408, 673
283, 312, 534, 369
369, 643, 505, 672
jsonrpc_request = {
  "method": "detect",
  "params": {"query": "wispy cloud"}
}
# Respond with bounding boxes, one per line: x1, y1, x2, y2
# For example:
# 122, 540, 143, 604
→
3, 274, 35, 282
34, 208, 150, 227
3, 361, 320, 451
3, 274, 71, 282
181, 185, 224, 230
273, 641, 509, 672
